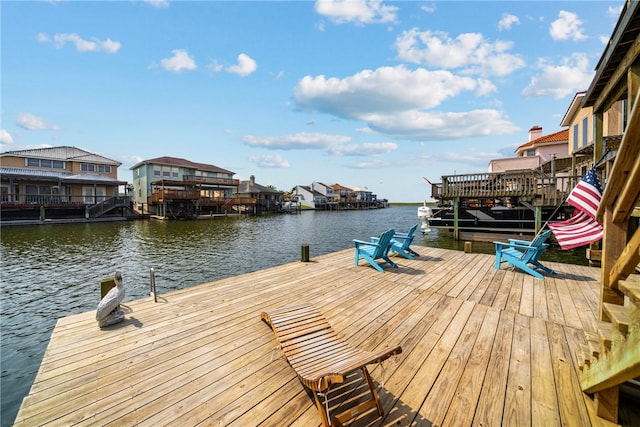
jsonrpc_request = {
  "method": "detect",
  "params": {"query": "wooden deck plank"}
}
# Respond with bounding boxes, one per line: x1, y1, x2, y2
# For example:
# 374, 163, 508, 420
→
440, 306, 501, 427
413, 304, 488, 426
473, 310, 515, 426
14, 247, 622, 427
530, 317, 561, 426
503, 313, 532, 427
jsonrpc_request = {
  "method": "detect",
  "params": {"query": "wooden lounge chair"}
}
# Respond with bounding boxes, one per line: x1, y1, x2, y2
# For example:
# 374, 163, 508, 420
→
372, 223, 420, 260
353, 228, 398, 272
261, 304, 402, 427
494, 229, 556, 279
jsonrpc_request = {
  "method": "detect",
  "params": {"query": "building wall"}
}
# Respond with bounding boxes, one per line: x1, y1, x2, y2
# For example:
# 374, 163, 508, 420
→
537, 143, 568, 163
489, 156, 540, 172
567, 104, 593, 155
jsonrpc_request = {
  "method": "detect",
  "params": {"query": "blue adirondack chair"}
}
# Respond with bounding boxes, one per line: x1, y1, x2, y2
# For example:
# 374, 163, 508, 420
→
354, 228, 398, 272
494, 229, 556, 279
371, 223, 420, 260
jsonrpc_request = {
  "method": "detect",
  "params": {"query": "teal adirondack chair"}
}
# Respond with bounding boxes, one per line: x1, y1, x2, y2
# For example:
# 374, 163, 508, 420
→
354, 228, 398, 272
494, 229, 556, 279
371, 224, 420, 260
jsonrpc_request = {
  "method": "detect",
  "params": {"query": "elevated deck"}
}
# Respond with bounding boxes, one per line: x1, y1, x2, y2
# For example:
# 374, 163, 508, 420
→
14, 247, 638, 426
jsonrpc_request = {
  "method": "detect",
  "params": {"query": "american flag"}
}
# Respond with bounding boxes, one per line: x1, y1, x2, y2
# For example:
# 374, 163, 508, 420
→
548, 167, 603, 250
566, 167, 603, 218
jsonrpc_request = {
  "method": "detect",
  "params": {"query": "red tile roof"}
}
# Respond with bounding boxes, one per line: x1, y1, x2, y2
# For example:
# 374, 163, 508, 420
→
517, 128, 568, 150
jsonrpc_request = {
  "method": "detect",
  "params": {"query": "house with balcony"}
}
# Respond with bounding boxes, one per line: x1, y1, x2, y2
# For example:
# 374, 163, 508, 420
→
332, 183, 357, 208
234, 175, 282, 214
0, 146, 129, 222
130, 156, 245, 219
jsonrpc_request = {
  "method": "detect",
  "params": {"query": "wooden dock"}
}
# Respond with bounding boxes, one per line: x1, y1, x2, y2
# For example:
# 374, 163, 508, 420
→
14, 246, 638, 426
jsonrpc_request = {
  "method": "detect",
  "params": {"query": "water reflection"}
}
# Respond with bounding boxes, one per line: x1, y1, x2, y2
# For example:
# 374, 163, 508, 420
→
0, 206, 586, 426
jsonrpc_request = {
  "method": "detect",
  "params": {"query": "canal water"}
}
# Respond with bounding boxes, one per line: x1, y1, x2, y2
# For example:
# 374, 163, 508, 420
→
0, 205, 587, 426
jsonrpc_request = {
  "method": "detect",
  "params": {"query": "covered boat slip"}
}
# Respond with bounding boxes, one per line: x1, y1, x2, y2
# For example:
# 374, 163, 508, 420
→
14, 247, 637, 426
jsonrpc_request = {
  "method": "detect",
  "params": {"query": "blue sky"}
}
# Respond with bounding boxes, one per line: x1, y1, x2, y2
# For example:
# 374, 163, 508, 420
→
1, 1, 624, 202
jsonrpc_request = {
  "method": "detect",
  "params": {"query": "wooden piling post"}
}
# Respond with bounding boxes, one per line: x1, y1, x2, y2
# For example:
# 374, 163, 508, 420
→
301, 244, 310, 262
100, 277, 116, 299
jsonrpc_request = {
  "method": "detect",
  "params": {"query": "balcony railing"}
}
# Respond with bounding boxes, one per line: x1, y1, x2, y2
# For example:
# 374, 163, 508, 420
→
181, 175, 239, 186
0, 194, 115, 207
431, 170, 577, 205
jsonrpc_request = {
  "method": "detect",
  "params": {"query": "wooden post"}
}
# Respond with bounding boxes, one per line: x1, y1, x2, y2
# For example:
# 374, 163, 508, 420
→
100, 277, 116, 299
453, 197, 459, 241
464, 241, 472, 253
301, 244, 310, 262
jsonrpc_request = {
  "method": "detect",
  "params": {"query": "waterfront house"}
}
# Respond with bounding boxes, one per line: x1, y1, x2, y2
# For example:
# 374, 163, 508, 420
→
352, 185, 387, 208
234, 175, 282, 214
0, 146, 128, 221
331, 183, 357, 207
130, 156, 243, 219
488, 126, 569, 174
310, 182, 338, 205
294, 185, 326, 209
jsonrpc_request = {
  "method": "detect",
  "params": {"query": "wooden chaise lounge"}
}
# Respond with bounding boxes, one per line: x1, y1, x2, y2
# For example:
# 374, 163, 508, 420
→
261, 304, 403, 427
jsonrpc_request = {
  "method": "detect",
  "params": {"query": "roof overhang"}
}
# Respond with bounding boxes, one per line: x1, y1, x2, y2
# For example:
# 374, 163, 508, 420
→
583, 1, 640, 112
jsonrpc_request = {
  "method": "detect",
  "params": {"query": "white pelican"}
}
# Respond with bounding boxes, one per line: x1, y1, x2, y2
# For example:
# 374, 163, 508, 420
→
96, 271, 125, 324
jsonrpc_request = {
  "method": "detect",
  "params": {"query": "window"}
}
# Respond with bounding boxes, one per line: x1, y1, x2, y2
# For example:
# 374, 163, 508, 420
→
25, 158, 65, 168
81, 163, 96, 172
573, 124, 579, 151
526, 149, 535, 156
98, 165, 112, 173
582, 117, 588, 146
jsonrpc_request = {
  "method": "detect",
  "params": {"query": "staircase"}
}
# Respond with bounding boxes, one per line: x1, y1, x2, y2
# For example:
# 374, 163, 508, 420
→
577, 274, 640, 387
86, 196, 131, 218
576, 274, 640, 423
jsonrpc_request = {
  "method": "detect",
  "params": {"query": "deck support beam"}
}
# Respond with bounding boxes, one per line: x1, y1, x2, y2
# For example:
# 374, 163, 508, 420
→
594, 386, 619, 422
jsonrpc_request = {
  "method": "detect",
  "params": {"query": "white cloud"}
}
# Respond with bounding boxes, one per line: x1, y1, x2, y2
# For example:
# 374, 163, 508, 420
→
242, 132, 396, 157
37, 32, 121, 53
550, 11, 587, 41
607, 5, 623, 18
226, 53, 257, 76
0, 129, 13, 144
315, 0, 398, 25
144, 0, 169, 8
363, 109, 519, 140
295, 65, 478, 118
160, 49, 197, 73
243, 132, 351, 150
394, 29, 525, 77
498, 13, 520, 31
420, 4, 436, 14
249, 154, 290, 168
328, 141, 397, 156
16, 113, 61, 131
522, 53, 593, 99
294, 65, 518, 140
